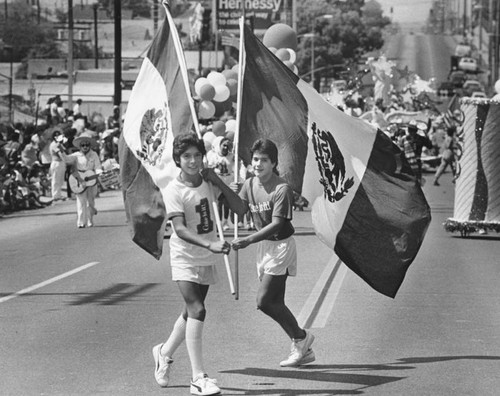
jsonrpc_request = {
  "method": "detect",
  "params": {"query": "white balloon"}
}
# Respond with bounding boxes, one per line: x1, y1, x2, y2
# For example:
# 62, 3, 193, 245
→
225, 119, 237, 132
287, 49, 296, 64
213, 85, 230, 102
207, 71, 226, 87
194, 77, 209, 96
495, 79, 500, 94
203, 131, 216, 144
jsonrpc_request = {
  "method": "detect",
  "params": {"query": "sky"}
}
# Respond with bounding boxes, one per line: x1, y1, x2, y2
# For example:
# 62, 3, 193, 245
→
375, 0, 432, 25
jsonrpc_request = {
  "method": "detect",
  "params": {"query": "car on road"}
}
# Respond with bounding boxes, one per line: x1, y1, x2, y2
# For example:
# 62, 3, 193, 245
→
471, 91, 487, 98
458, 57, 478, 72
438, 81, 455, 97
455, 43, 472, 57
448, 70, 466, 88
462, 79, 485, 97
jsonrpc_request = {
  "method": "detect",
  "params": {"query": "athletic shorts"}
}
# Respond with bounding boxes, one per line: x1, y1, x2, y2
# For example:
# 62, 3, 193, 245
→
256, 236, 297, 280
171, 264, 219, 285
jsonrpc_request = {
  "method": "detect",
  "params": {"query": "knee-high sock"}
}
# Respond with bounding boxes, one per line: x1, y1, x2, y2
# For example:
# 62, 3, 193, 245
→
161, 314, 186, 358
185, 318, 205, 379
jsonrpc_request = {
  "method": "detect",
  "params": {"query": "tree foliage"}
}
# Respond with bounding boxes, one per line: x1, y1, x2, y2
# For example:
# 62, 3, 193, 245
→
295, 0, 390, 88
1, 2, 62, 61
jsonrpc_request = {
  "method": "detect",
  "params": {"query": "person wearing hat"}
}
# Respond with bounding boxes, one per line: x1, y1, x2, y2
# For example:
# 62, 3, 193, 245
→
49, 129, 67, 201
61, 131, 102, 228
398, 120, 433, 185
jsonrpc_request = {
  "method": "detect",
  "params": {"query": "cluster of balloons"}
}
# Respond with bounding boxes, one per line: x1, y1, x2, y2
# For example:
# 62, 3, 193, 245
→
262, 23, 298, 74
195, 69, 239, 120
201, 118, 237, 150
195, 23, 300, 149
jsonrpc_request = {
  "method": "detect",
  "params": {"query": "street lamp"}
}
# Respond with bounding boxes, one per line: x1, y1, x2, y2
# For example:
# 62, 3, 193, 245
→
309, 14, 333, 88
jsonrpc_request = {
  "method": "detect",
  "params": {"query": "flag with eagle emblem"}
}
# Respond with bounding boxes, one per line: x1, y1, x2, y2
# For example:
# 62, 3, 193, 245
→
120, 1, 193, 259
238, 24, 431, 298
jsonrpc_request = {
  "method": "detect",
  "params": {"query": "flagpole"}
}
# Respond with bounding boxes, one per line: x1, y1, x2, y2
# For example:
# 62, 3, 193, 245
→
232, 16, 247, 301
162, 0, 235, 296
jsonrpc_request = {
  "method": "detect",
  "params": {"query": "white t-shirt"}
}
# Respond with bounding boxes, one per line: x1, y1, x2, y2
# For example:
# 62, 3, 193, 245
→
163, 178, 221, 267
66, 150, 102, 172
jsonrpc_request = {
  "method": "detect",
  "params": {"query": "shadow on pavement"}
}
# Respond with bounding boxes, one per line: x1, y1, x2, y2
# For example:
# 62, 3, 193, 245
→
221, 367, 404, 388
221, 387, 363, 395
221, 355, 500, 394
0, 283, 161, 306
395, 355, 500, 364
66, 283, 160, 306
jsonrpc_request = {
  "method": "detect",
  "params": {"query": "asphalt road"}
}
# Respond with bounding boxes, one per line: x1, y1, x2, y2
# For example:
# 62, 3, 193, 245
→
1, 169, 500, 396
2, 33, 500, 396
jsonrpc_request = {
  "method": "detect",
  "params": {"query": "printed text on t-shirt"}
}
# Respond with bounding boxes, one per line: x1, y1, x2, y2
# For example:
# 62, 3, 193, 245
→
195, 198, 214, 234
249, 201, 271, 213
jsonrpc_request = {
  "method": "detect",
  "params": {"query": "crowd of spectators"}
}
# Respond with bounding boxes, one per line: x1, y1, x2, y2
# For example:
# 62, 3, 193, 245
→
0, 97, 121, 216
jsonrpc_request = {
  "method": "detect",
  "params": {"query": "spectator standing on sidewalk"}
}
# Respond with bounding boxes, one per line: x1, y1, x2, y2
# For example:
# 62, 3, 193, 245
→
73, 98, 83, 117
206, 136, 235, 230
49, 129, 67, 201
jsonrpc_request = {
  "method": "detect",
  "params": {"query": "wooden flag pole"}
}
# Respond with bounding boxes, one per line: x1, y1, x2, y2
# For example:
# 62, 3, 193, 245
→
232, 16, 247, 300
209, 183, 236, 295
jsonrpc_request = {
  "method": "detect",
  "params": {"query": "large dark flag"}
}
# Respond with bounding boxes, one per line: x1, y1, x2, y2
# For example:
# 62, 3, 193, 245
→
238, 24, 431, 297
120, 1, 193, 259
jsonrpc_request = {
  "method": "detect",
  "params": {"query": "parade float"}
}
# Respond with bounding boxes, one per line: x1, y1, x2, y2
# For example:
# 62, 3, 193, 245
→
444, 96, 500, 236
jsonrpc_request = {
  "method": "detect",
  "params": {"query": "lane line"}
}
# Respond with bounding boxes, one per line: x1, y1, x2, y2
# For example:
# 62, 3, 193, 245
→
310, 263, 347, 328
298, 255, 346, 329
0, 262, 100, 304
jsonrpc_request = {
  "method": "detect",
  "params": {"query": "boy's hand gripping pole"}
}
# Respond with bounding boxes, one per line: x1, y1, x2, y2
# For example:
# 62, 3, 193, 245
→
208, 183, 235, 295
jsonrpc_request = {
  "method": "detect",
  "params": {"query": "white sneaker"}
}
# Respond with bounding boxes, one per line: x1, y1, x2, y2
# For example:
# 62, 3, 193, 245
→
190, 374, 221, 395
152, 343, 173, 387
280, 330, 316, 367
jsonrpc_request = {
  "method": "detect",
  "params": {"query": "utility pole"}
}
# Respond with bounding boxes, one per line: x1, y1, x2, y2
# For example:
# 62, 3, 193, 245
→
153, 0, 159, 35
494, 0, 500, 84
68, 0, 74, 109
93, 3, 99, 69
0, 39, 13, 123
114, 0, 122, 112
463, 0, 467, 37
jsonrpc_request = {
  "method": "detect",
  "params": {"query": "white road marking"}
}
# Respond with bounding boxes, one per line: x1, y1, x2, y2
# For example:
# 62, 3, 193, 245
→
298, 254, 347, 329
311, 263, 347, 328
0, 262, 100, 304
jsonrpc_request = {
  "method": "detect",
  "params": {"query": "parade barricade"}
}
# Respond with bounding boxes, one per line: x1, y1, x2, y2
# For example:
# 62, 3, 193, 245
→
444, 97, 500, 236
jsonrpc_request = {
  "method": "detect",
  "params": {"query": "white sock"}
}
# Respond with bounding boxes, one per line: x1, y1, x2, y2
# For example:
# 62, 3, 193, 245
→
186, 318, 205, 379
161, 315, 186, 358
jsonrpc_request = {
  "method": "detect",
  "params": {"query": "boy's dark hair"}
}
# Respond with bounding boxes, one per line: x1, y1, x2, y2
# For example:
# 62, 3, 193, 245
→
250, 139, 278, 167
173, 133, 206, 167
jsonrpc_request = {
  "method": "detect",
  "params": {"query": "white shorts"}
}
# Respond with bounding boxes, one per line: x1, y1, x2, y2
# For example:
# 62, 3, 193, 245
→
256, 236, 297, 280
171, 264, 219, 285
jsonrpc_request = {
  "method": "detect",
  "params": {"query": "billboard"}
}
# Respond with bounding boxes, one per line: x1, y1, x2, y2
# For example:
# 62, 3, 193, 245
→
216, 0, 284, 33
